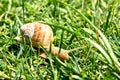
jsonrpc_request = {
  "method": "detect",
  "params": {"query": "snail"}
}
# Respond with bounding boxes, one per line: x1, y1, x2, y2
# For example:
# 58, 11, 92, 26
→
15, 22, 80, 61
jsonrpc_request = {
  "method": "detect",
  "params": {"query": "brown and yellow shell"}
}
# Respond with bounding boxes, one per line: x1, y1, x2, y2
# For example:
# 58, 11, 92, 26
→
20, 22, 53, 48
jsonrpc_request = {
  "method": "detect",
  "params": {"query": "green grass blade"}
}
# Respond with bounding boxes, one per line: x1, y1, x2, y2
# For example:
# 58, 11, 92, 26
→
86, 38, 112, 64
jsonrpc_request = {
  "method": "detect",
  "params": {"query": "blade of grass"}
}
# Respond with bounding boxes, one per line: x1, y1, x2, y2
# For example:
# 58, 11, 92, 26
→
22, 0, 25, 23
86, 38, 112, 65
0, 71, 10, 79
17, 44, 23, 59
58, 30, 64, 54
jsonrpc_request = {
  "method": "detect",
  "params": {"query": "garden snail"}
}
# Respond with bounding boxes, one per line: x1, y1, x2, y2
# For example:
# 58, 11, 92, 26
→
15, 22, 80, 61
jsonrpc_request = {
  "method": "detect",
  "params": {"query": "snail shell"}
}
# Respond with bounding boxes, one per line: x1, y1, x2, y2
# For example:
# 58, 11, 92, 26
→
20, 22, 53, 48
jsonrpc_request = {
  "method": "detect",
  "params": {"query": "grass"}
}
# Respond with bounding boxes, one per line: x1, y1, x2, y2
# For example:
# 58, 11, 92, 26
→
0, 0, 120, 79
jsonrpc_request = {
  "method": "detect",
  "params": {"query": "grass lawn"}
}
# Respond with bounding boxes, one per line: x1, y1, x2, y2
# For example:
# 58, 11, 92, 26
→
0, 0, 120, 80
